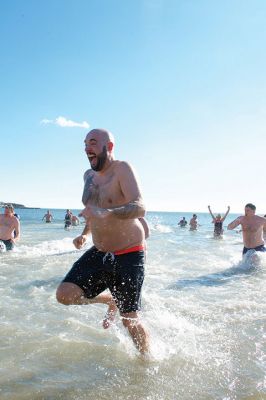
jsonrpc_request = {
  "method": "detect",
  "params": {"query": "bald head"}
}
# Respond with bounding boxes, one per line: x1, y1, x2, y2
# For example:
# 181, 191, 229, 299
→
86, 129, 115, 147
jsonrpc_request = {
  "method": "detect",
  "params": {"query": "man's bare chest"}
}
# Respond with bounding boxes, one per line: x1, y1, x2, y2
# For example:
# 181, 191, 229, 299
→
0, 217, 14, 229
82, 174, 123, 207
242, 221, 261, 233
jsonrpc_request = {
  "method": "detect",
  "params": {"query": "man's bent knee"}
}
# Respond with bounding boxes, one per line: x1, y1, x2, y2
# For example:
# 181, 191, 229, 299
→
56, 282, 84, 305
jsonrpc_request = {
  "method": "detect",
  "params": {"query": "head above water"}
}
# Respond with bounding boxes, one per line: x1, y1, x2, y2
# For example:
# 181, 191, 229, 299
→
84, 128, 115, 172
216, 214, 221, 220
245, 203, 256, 216
4, 204, 14, 216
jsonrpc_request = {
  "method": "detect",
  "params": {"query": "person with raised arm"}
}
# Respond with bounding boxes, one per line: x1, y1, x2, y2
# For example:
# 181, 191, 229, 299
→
208, 205, 230, 238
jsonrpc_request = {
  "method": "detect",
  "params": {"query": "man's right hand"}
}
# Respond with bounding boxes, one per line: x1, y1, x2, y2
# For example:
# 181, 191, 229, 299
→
73, 234, 87, 249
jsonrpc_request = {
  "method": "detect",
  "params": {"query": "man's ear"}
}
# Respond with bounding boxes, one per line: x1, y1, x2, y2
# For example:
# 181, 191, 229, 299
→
107, 142, 114, 152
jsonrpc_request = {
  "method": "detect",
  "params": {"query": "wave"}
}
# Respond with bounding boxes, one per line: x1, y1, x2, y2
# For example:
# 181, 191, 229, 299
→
7, 238, 90, 259
168, 250, 266, 290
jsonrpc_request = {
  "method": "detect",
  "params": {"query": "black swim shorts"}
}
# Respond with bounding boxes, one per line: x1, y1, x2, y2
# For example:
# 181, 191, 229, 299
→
243, 244, 266, 255
0, 239, 14, 251
62, 246, 145, 314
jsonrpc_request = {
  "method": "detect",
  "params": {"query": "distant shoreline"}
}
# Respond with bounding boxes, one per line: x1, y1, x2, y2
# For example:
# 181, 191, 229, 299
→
0, 202, 40, 209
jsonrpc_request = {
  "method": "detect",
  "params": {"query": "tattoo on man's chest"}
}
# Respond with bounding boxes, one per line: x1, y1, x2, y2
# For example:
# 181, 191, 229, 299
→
82, 175, 101, 206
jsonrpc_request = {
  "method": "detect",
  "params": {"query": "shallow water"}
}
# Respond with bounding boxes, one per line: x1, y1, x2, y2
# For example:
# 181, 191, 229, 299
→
0, 209, 265, 399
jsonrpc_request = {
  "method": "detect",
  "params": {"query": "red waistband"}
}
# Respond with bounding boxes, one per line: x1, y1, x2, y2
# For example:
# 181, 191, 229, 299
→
114, 244, 145, 256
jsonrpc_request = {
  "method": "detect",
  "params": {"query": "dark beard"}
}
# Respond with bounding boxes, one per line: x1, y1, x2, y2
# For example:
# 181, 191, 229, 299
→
90, 146, 108, 171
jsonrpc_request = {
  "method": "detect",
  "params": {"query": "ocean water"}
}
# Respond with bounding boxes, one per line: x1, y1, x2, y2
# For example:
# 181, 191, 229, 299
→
0, 209, 265, 400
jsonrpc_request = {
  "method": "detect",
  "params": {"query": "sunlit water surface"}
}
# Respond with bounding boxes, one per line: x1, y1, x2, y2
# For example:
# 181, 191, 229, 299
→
0, 209, 265, 400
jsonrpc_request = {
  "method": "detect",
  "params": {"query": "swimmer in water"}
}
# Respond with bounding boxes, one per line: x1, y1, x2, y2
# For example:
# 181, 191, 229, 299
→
178, 217, 187, 227
71, 215, 80, 226
189, 214, 198, 231
208, 205, 230, 238
64, 209, 72, 230
42, 210, 53, 223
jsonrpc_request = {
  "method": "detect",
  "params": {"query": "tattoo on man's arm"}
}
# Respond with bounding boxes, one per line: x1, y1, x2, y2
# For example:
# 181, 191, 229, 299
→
110, 200, 145, 219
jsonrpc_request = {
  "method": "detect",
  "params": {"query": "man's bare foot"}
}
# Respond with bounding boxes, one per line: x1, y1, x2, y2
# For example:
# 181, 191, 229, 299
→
102, 302, 117, 329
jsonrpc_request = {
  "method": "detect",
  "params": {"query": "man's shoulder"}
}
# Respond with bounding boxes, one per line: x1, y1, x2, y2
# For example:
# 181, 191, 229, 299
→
242, 215, 263, 224
256, 215, 266, 223
113, 160, 131, 166
114, 160, 134, 173
253, 215, 263, 220
83, 169, 93, 181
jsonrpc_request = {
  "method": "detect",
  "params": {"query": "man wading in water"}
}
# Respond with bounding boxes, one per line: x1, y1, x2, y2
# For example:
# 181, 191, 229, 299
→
0, 204, 20, 251
227, 203, 266, 256
56, 129, 150, 354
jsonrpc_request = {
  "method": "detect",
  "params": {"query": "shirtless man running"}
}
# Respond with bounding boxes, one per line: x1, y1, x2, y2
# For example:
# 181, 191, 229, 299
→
227, 203, 266, 256
56, 129, 149, 354
0, 204, 20, 250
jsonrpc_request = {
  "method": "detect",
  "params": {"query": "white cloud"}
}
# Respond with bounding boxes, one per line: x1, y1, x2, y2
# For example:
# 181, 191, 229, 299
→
41, 116, 89, 129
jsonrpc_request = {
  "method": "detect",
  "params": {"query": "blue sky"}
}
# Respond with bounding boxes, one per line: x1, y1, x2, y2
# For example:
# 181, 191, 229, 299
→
1, 0, 266, 213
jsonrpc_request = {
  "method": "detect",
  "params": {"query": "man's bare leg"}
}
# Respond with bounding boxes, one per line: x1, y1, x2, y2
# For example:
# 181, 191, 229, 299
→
56, 282, 118, 328
121, 311, 150, 354
56, 284, 149, 353
102, 297, 118, 329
